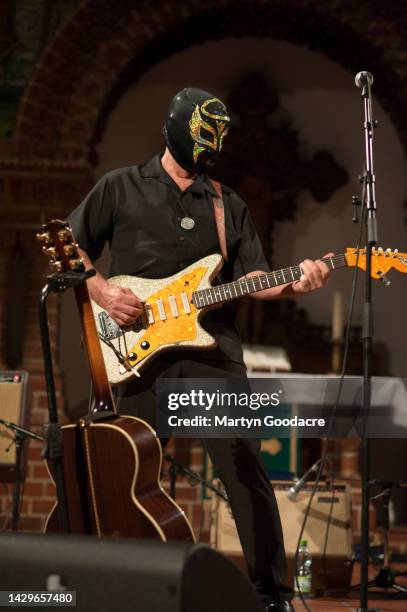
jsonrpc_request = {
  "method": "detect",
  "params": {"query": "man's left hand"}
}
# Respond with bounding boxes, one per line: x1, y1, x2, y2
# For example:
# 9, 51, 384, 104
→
291, 253, 333, 294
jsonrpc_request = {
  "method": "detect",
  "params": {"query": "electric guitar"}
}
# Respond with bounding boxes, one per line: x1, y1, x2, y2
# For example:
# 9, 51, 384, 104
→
40, 222, 407, 386
91, 246, 407, 385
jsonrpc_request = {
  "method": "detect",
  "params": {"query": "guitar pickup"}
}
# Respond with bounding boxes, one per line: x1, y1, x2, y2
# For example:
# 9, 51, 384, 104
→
169, 295, 179, 317
156, 298, 167, 321
181, 292, 191, 314
145, 303, 155, 324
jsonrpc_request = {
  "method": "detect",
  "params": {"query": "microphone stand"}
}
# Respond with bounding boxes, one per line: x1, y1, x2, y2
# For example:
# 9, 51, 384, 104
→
287, 459, 322, 501
0, 419, 43, 531
356, 74, 379, 612
369, 480, 407, 594
164, 454, 228, 502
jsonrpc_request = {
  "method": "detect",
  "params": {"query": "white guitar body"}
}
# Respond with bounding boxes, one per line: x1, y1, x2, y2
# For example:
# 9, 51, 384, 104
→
91, 254, 223, 385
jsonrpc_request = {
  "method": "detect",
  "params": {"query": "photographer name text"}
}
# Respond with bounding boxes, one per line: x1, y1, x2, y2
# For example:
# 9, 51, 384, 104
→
167, 415, 326, 429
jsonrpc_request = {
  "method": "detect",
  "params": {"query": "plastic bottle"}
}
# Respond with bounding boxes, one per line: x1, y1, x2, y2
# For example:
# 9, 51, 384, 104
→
295, 539, 312, 596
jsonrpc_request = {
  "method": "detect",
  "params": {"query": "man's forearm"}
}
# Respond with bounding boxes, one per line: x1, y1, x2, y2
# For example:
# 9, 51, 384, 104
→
78, 247, 109, 304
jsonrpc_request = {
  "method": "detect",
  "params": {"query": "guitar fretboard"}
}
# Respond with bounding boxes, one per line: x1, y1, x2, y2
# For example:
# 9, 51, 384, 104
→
192, 254, 347, 309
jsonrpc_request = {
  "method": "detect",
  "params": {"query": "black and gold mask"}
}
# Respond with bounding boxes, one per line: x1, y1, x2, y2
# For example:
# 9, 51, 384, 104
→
163, 88, 230, 174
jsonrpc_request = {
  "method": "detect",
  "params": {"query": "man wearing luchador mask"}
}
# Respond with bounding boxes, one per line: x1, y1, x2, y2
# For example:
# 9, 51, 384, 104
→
68, 88, 330, 611
163, 89, 231, 175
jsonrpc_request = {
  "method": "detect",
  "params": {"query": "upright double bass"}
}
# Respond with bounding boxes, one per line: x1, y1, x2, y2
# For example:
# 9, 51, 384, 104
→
38, 220, 195, 542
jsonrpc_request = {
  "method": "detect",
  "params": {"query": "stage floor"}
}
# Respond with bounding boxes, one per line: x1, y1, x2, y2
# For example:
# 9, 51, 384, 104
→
293, 563, 407, 611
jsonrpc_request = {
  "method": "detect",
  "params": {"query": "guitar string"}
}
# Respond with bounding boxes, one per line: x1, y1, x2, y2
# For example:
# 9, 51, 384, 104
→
82, 427, 102, 536
213, 248, 398, 297
100, 255, 347, 342
194, 254, 348, 304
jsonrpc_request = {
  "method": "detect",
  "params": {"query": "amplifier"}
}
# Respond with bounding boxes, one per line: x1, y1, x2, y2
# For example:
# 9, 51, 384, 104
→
0, 371, 31, 482
210, 480, 354, 593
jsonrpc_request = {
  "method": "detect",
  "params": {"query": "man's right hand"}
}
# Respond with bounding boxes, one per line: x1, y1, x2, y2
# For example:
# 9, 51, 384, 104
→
77, 247, 144, 328
98, 284, 144, 327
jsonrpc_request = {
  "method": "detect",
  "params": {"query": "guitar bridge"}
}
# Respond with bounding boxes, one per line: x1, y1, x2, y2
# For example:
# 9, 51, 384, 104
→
98, 311, 122, 340
98, 311, 145, 340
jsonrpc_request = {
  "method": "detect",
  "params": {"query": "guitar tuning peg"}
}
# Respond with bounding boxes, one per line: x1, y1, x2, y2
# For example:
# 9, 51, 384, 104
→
37, 231, 50, 243
69, 258, 84, 271
386, 248, 392, 257
394, 249, 399, 255
50, 260, 63, 272
379, 273, 391, 287
63, 244, 75, 255
57, 229, 71, 242
42, 245, 56, 256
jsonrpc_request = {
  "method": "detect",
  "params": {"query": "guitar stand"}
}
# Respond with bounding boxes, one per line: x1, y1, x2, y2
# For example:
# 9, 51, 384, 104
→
39, 268, 96, 533
369, 480, 407, 597
164, 454, 228, 503
0, 419, 43, 531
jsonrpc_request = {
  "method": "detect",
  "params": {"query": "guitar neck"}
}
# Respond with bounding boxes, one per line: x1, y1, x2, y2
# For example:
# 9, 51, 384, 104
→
74, 283, 116, 414
193, 253, 347, 308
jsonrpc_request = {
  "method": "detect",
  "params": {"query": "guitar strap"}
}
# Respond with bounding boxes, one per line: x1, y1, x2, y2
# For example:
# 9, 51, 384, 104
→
210, 179, 228, 261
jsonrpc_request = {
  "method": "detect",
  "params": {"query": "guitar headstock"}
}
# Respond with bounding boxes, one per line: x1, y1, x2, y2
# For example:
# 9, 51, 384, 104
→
37, 219, 85, 274
345, 247, 407, 279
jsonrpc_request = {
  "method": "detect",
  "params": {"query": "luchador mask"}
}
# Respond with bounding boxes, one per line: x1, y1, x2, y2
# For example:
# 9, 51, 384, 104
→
163, 88, 230, 175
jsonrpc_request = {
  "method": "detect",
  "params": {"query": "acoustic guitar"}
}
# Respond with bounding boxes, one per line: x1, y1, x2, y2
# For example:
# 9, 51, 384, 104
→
87, 247, 406, 385
37, 220, 195, 542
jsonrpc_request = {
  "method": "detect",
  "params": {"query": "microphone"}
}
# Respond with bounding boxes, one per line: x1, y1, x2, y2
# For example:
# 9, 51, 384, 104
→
355, 71, 374, 88
287, 460, 321, 501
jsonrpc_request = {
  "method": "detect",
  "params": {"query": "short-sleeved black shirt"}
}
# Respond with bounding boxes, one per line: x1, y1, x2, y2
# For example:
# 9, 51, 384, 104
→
67, 153, 270, 365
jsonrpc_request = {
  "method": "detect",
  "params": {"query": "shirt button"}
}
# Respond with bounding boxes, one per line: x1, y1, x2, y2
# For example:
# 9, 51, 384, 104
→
179, 236, 185, 241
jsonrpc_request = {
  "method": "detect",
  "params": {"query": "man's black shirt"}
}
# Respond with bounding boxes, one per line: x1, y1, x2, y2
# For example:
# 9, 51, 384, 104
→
67, 153, 270, 365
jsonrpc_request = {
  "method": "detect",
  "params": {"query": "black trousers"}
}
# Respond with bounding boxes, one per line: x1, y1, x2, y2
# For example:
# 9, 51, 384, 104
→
117, 355, 291, 602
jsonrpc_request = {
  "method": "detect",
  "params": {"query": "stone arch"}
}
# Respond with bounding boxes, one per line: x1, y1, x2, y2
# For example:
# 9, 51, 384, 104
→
13, 0, 407, 163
